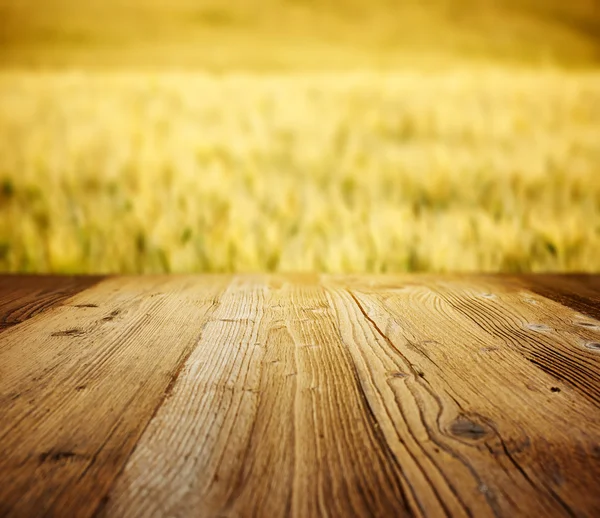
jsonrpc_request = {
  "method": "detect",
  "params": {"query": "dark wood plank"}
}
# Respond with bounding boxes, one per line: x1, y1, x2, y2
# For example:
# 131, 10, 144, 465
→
0, 275, 229, 518
513, 274, 600, 321
0, 274, 105, 333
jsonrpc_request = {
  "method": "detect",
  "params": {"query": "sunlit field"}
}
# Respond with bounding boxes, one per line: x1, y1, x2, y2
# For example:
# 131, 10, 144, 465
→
1, 70, 599, 273
1, 0, 600, 273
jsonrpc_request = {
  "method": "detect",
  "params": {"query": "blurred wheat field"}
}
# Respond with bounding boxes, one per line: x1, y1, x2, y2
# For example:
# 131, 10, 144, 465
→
1, 70, 599, 273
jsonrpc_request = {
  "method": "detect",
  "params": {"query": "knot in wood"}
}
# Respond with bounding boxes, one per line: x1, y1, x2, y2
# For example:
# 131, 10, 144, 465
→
450, 416, 489, 440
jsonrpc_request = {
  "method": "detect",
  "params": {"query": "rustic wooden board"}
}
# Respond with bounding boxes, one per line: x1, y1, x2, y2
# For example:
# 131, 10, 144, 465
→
0, 275, 229, 517
0, 274, 598, 518
516, 274, 600, 321
0, 274, 105, 333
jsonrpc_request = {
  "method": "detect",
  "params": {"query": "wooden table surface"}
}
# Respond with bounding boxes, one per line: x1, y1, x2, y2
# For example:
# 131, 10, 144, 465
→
0, 274, 599, 518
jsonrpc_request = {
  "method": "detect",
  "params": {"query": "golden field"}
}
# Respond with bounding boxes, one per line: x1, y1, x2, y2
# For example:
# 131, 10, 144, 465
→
1, 70, 599, 273
1, 1, 600, 273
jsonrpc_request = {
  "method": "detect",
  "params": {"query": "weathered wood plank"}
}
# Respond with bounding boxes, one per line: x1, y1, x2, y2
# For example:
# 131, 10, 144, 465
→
0, 274, 104, 333
514, 274, 600, 321
0, 274, 599, 518
102, 275, 413, 518
433, 276, 600, 406
0, 275, 229, 517
326, 274, 600, 517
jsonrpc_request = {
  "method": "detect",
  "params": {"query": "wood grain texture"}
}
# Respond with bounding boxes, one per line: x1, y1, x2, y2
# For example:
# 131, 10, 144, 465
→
0, 274, 104, 333
102, 275, 412, 518
325, 275, 600, 517
515, 274, 600, 321
0, 275, 229, 517
0, 274, 599, 518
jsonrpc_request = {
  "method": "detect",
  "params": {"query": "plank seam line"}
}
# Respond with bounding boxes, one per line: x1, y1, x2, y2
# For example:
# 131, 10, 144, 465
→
89, 294, 223, 518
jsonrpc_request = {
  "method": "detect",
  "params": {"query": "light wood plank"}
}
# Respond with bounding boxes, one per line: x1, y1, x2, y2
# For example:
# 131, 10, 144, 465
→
0, 275, 229, 517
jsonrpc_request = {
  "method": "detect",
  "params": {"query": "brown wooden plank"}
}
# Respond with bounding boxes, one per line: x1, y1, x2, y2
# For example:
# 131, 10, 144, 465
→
512, 274, 600, 321
101, 275, 414, 518
326, 274, 600, 517
0, 274, 105, 333
103, 274, 600, 518
435, 275, 600, 406
0, 275, 229, 517
1, 274, 599, 517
